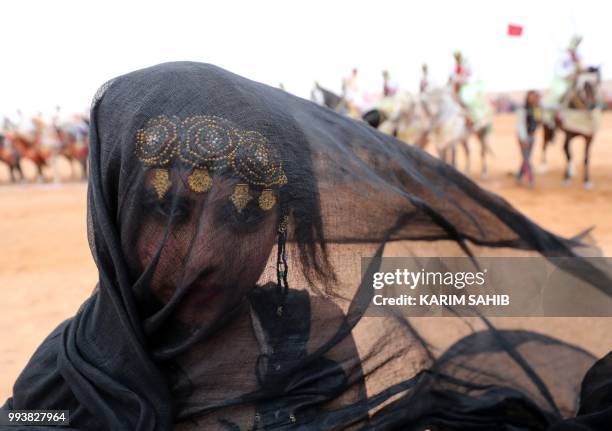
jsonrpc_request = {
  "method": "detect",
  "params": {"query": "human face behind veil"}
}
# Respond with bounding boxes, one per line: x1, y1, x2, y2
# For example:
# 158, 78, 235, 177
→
7, 62, 612, 431
134, 167, 279, 326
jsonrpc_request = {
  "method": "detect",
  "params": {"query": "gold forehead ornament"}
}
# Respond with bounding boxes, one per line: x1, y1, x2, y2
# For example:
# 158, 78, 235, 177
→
135, 115, 286, 212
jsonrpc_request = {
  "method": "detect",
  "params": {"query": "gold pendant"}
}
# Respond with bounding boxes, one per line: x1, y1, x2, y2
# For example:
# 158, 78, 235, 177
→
258, 188, 276, 211
230, 184, 252, 213
151, 168, 171, 199
187, 168, 212, 193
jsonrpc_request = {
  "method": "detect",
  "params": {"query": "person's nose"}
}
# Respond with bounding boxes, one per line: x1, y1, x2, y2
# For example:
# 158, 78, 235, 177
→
187, 209, 228, 272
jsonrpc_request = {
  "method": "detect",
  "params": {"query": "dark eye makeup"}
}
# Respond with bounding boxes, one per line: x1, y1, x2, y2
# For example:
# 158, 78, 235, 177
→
142, 189, 193, 226
142, 188, 269, 232
217, 200, 267, 233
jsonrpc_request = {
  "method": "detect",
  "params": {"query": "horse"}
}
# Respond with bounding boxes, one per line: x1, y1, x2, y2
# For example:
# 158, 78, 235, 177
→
4, 114, 67, 182
5, 130, 50, 181
362, 95, 426, 146
420, 87, 472, 168
541, 69, 602, 188
311, 83, 343, 111
365, 88, 490, 174
310, 83, 363, 118
458, 81, 495, 178
363, 86, 493, 177
465, 122, 493, 178
0, 133, 23, 182
53, 117, 89, 180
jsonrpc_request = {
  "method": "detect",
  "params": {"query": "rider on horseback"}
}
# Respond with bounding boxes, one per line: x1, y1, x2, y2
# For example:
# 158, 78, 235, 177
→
382, 70, 397, 97
419, 63, 430, 93
540, 35, 602, 188
450, 50, 470, 97
341, 67, 363, 118
544, 35, 586, 116
449, 50, 474, 126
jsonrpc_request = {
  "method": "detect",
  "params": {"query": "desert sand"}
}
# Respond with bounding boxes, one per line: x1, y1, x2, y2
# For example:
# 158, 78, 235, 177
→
1, 113, 611, 399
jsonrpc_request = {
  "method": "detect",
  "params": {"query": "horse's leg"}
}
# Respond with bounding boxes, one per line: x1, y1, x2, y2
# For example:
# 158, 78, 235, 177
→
461, 138, 470, 174
15, 156, 24, 182
541, 124, 554, 166
442, 145, 452, 166
416, 132, 429, 150
52, 152, 62, 183
478, 130, 489, 179
562, 132, 574, 184
37, 162, 46, 183
9, 163, 17, 182
11, 163, 23, 183
69, 156, 76, 181
584, 135, 594, 189
9, 153, 22, 182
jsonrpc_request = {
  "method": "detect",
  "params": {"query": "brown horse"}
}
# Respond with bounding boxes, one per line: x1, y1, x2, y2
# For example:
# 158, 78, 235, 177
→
6, 131, 51, 181
54, 122, 89, 180
0, 133, 23, 182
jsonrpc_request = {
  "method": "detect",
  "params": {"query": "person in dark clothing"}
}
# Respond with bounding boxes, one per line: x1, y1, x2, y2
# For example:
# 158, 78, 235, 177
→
3, 63, 612, 431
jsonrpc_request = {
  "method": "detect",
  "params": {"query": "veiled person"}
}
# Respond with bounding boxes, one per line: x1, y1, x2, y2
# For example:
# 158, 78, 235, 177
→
3, 62, 612, 431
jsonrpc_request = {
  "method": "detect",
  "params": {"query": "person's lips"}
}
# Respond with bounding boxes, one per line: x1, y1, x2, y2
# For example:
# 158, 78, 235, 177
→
191, 284, 223, 305
183, 269, 224, 306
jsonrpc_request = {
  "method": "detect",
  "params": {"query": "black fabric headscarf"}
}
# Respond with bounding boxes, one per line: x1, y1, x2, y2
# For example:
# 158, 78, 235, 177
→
3, 62, 612, 430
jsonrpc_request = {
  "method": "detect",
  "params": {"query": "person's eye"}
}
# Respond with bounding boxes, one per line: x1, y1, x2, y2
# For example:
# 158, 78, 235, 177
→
218, 201, 266, 232
143, 190, 192, 226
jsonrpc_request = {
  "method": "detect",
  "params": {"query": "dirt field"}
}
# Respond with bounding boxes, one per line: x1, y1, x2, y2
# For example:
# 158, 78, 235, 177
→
1, 113, 611, 400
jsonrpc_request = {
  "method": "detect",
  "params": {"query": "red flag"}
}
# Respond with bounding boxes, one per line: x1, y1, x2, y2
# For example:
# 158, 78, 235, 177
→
507, 24, 523, 37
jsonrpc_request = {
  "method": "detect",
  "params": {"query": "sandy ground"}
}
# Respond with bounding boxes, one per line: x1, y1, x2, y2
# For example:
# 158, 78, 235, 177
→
1, 113, 611, 400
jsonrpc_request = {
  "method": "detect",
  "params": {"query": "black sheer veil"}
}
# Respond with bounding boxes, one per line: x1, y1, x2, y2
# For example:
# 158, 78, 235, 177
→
3, 62, 612, 430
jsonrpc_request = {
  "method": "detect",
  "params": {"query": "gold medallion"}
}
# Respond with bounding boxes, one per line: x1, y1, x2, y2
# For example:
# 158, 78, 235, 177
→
187, 168, 212, 193
258, 189, 276, 211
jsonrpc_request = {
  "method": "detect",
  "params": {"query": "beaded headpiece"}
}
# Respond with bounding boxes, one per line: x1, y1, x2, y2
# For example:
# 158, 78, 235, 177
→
135, 115, 287, 212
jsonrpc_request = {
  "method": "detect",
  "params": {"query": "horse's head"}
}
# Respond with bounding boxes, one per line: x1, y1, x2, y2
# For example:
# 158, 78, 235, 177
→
573, 69, 601, 109
311, 84, 342, 111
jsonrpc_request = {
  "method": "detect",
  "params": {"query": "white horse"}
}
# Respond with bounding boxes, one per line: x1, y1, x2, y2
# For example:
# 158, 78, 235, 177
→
371, 86, 492, 176
373, 88, 468, 170
459, 82, 495, 177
